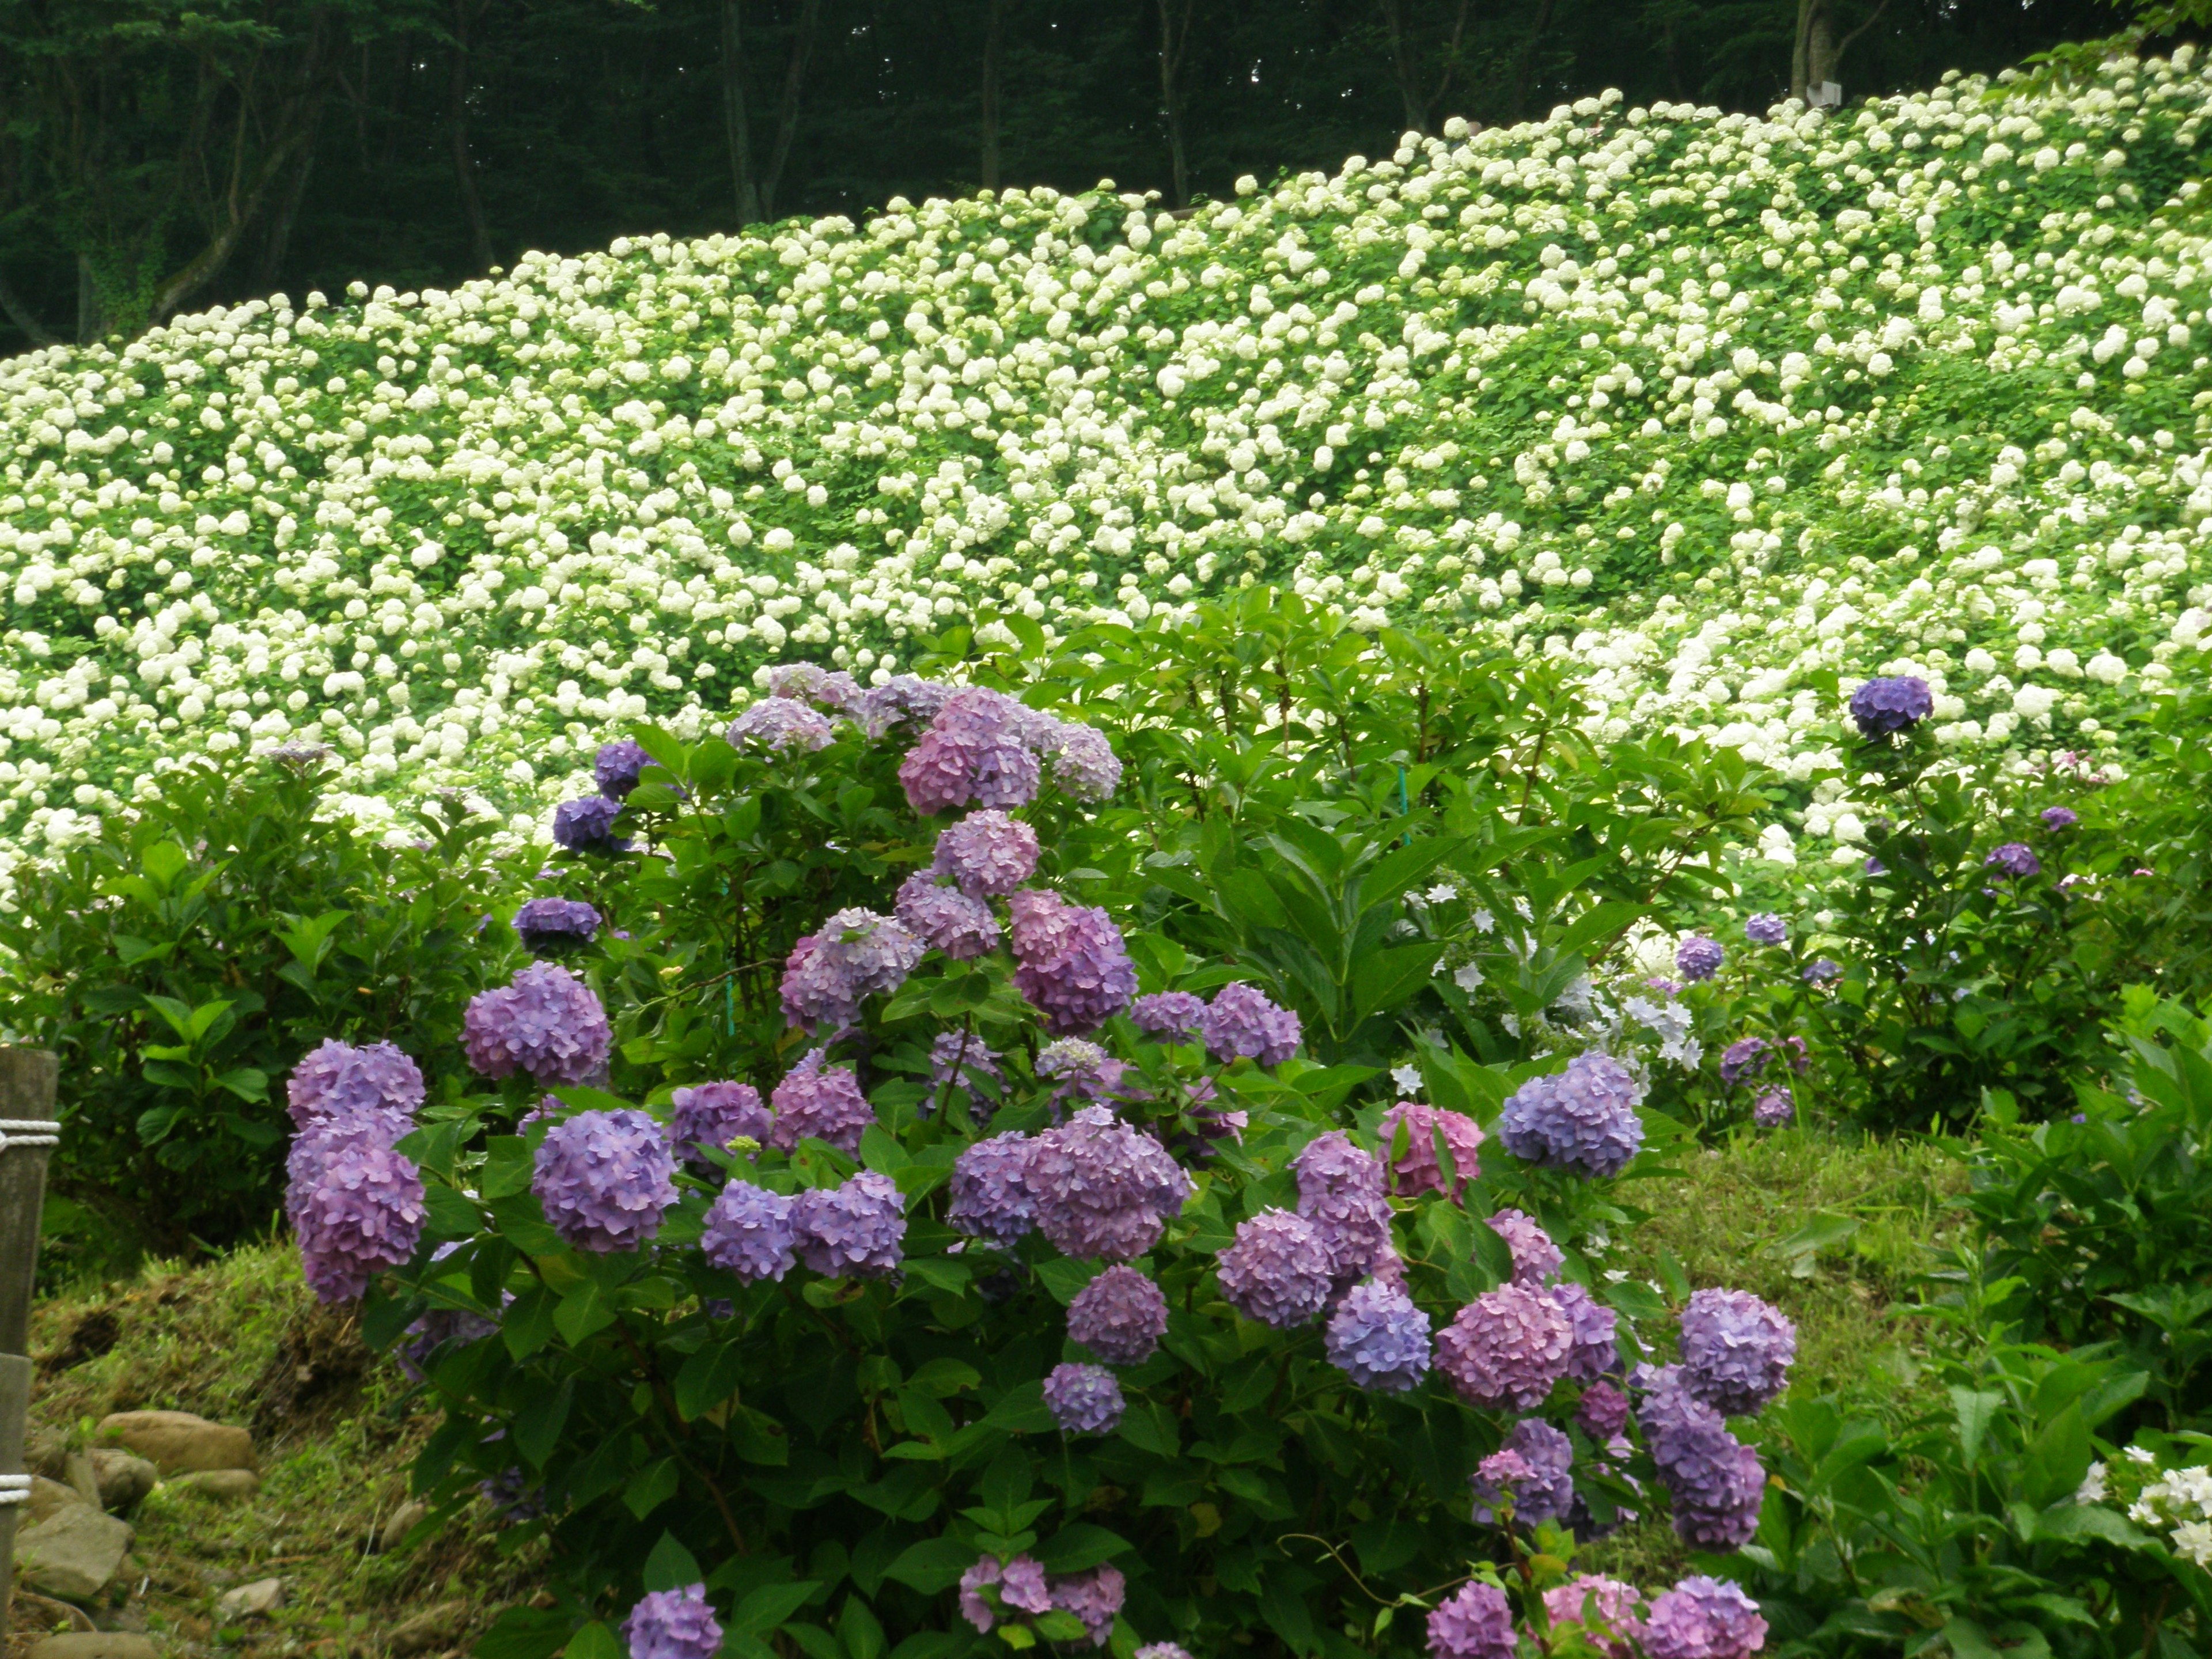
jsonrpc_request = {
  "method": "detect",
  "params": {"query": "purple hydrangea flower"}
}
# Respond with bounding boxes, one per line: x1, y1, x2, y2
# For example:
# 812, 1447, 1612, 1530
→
1641, 1578, 1767, 1659
1005, 890, 1138, 1034
792, 1171, 906, 1277
552, 794, 627, 852
927, 1031, 1005, 1117
1849, 675, 1934, 738
700, 1181, 797, 1283
1037, 1038, 1132, 1105
1131, 992, 1207, 1041
1067, 1264, 1169, 1365
948, 1132, 1037, 1246
463, 963, 612, 1085
1498, 1053, 1646, 1178
959, 1554, 1054, 1633
1217, 1209, 1335, 1328
899, 689, 1041, 815
397, 1302, 499, 1384
859, 675, 955, 741
623, 1584, 724, 1659
1752, 1088, 1795, 1128
1044, 724, 1123, 803
1544, 1578, 1645, 1659
768, 663, 863, 712
768, 1050, 874, 1154
669, 1081, 771, 1168
1744, 912, 1788, 946
1001, 1557, 1052, 1616
1378, 1101, 1484, 1196
1578, 1377, 1631, 1439
1718, 1037, 1770, 1089
1048, 1565, 1125, 1648
287, 1112, 410, 1230
959, 1558, 1005, 1633
1485, 1208, 1562, 1286
1135, 1646, 1195, 1659
1676, 937, 1725, 981
779, 907, 925, 1029
287, 1039, 425, 1129
1550, 1281, 1622, 1380
1324, 1279, 1432, 1392
2041, 805, 2080, 830
1470, 1417, 1574, 1528
513, 896, 601, 955
1986, 842, 2041, 879
1679, 1288, 1797, 1416
1025, 1107, 1190, 1261
593, 740, 653, 800
1426, 1582, 1515, 1659
933, 810, 1040, 899
294, 1139, 426, 1302
1802, 958, 1842, 984
1294, 1132, 1393, 1287
1639, 1366, 1767, 1549
1198, 983, 1302, 1067
1043, 1362, 1126, 1434
1434, 1282, 1573, 1411
533, 1109, 678, 1253
895, 872, 1003, 960
727, 698, 835, 754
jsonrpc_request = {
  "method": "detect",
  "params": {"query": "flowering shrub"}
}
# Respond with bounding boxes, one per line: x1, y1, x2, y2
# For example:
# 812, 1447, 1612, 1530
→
279, 668, 1798, 1659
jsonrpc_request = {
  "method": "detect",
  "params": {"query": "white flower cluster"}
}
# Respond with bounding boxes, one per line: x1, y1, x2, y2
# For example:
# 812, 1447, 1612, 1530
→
3, 49, 2211, 896
2126, 1461, 2212, 1567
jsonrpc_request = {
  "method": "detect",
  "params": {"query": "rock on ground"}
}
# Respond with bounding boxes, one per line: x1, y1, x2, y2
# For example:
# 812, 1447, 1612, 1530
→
97, 1409, 255, 1474
26, 1638, 161, 1659
85, 1448, 160, 1511
16, 1502, 135, 1601
215, 1576, 286, 1620
166, 1467, 260, 1501
388, 1600, 472, 1656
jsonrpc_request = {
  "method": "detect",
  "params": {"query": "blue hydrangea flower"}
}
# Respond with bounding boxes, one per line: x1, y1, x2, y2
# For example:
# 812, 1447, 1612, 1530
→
1047, 1565, 1124, 1648
792, 1171, 906, 1277
293, 1138, 426, 1303
1217, 1210, 1334, 1328
768, 1050, 874, 1154
933, 809, 1040, 899
1025, 1107, 1190, 1262
1470, 1417, 1573, 1528
2041, 805, 2080, 830
1485, 1207, 1562, 1286
1641, 1578, 1766, 1659
552, 794, 627, 851
1130, 991, 1207, 1041
1753, 1088, 1795, 1127
1295, 1132, 1393, 1287
1986, 842, 2041, 878
1324, 1279, 1431, 1392
593, 739, 652, 799
1549, 1282, 1622, 1381
727, 698, 835, 754
1043, 724, 1122, 803
1007, 889, 1138, 1035
1435, 1283, 1572, 1411
463, 963, 612, 1085
779, 907, 924, 1029
1744, 912, 1787, 946
287, 1039, 425, 1129
1199, 983, 1302, 1067
1043, 1362, 1126, 1434
948, 1131, 1037, 1247
1426, 1582, 1515, 1659
1718, 1037, 1770, 1088
1638, 1365, 1767, 1550
700, 1181, 797, 1283
896, 872, 1002, 960
1498, 1053, 1646, 1178
668, 1081, 771, 1168
512, 896, 601, 955
1675, 937, 1725, 981
1678, 1287, 1797, 1416
1849, 675, 1934, 738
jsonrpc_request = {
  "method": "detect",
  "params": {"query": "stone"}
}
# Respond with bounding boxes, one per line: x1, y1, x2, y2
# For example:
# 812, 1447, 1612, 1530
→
26, 1473, 90, 1527
27, 1638, 160, 1659
97, 1410, 255, 1474
166, 1468, 260, 1501
25, 1424, 69, 1479
378, 1498, 429, 1552
388, 1601, 471, 1656
84, 1449, 158, 1512
215, 1577, 286, 1620
61, 1451, 103, 1509
16, 1504, 135, 1602
12, 1590, 98, 1633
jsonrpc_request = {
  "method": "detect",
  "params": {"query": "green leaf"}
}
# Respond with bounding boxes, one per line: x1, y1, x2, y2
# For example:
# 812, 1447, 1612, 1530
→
730, 1581, 823, 1635
469, 1607, 573, 1659
1033, 1613, 1090, 1644
624, 1456, 680, 1520
502, 1287, 559, 1361
675, 1340, 749, 1422
839, 1597, 888, 1659
563, 1624, 625, 1659
884, 1538, 978, 1595
643, 1531, 702, 1592
1765, 1211, 1860, 1264
1034, 1524, 1130, 1574
511, 1376, 574, 1469
1352, 942, 1446, 1024
554, 1281, 616, 1346
1952, 1388, 2003, 1470
1034, 1257, 1099, 1306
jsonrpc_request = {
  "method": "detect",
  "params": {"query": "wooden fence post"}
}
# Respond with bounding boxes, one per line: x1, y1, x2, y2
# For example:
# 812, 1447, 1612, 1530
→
0, 1048, 60, 1641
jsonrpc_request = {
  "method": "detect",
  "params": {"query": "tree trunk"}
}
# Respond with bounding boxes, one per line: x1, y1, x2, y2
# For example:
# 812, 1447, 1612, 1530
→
77, 253, 107, 346
720, 0, 765, 224
255, 119, 320, 292
980, 0, 1007, 191
1794, 0, 1888, 102
0, 271, 60, 349
1509, 0, 1558, 120
759, 0, 824, 222
1156, 0, 1194, 207
448, 0, 495, 274
1380, 0, 1428, 135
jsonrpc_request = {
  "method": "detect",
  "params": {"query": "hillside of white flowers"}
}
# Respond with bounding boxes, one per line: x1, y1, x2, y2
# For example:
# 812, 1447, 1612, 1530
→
4, 50, 2212, 882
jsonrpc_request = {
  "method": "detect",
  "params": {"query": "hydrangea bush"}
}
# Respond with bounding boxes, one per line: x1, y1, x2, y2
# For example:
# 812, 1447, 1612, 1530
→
280, 668, 1797, 1659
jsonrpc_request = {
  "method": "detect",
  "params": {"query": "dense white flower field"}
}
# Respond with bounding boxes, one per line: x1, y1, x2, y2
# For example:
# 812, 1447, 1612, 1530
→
3, 50, 2211, 893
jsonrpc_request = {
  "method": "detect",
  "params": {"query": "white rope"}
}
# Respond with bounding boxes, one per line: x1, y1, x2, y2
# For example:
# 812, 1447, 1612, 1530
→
0, 1475, 31, 1505
0, 1118, 59, 1150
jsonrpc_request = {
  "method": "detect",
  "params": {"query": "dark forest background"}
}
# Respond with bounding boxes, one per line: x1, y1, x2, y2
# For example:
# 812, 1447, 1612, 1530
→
0, 0, 2167, 354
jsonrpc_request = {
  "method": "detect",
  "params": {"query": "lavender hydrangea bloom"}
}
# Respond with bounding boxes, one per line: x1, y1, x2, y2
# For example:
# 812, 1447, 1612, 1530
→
1001, 1558, 1052, 1617
1802, 958, 1842, 984
1198, 983, 1302, 1067
2042, 805, 2080, 830
1325, 1279, 1432, 1392
1744, 912, 1788, 946
1849, 675, 1934, 738
895, 872, 1002, 960
1134, 1646, 1195, 1659
927, 1031, 1005, 1117
1471, 1417, 1574, 1528
1718, 1037, 1770, 1088
1498, 1054, 1646, 1178
1067, 1264, 1169, 1365
1426, 1582, 1516, 1659
1434, 1282, 1573, 1411
1550, 1281, 1622, 1380
1037, 1039, 1131, 1105
287, 1113, 409, 1225
1986, 842, 2041, 878
959, 1558, 1005, 1633
1131, 992, 1208, 1041
768, 1051, 874, 1154
1641, 1578, 1767, 1659
533, 1109, 677, 1253
900, 689, 1042, 815
1679, 1288, 1797, 1416
1378, 1101, 1485, 1196
1217, 1210, 1335, 1328
1752, 1088, 1796, 1128
463, 963, 612, 1085
1544, 1578, 1645, 1659
287, 1039, 425, 1129
727, 698, 835, 754
1043, 1362, 1126, 1434
1641, 1366, 1767, 1549
668, 1081, 771, 1168
623, 1585, 724, 1659
1046, 724, 1123, 803
958, 1555, 1055, 1634
792, 1171, 906, 1277
780, 907, 925, 1029
513, 897, 601, 955
1485, 1208, 1562, 1286
1006, 890, 1139, 1034
593, 740, 653, 799
948, 1132, 1037, 1246
768, 663, 864, 712
700, 1182, 797, 1283
294, 1139, 426, 1302
859, 675, 955, 740
1048, 1565, 1125, 1648
1025, 1107, 1190, 1261
1294, 1132, 1393, 1286
1578, 1377, 1631, 1439
552, 794, 627, 851
1676, 937, 1725, 981
933, 810, 1040, 899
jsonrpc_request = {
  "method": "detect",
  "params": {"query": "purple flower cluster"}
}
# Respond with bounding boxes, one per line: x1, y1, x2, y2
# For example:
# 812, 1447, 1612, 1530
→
927, 1031, 1005, 1117
1578, 1377, 1632, 1439
1026, 1107, 1190, 1261
552, 793, 626, 852
1130, 991, 1207, 1041
1217, 1209, 1335, 1328
767, 663, 862, 711
1498, 1053, 1646, 1178
895, 872, 1002, 960
292, 1130, 426, 1302
1067, 1264, 1169, 1365
1325, 1279, 1431, 1392
1551, 1281, 1622, 1380
1037, 1038, 1131, 1105
623, 1584, 724, 1659
1744, 912, 1788, 946
899, 688, 1043, 815
948, 1131, 1038, 1246
1679, 1289, 1797, 1416
1007, 889, 1138, 1034
1641, 1578, 1767, 1659
465, 963, 611, 1085
1044, 725, 1123, 803
533, 1109, 677, 1253
768, 1051, 874, 1154
1293, 1132, 1393, 1287
668, 1081, 771, 1168
1434, 1282, 1572, 1411
1544, 1577, 1644, 1659
1719, 1037, 1770, 1089
1043, 1362, 1126, 1434
1676, 937, 1725, 981
1426, 1582, 1516, 1659
1640, 1366, 1766, 1550
1986, 842, 2041, 878
960, 1555, 1041, 1633
1485, 1208, 1561, 1286
727, 696, 835, 754
2042, 805, 2080, 830
512, 896, 601, 955
700, 1182, 797, 1283
933, 810, 1039, 898
1802, 958, 1842, 985
859, 675, 954, 741
779, 907, 924, 1029
793, 1171, 906, 1277
1048, 1565, 1126, 1648
1849, 675, 1934, 738
1198, 983, 1302, 1067
287, 1039, 425, 1130
1377, 1101, 1485, 1196
1752, 1088, 1796, 1128
593, 739, 653, 800
1470, 1417, 1574, 1528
